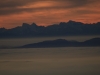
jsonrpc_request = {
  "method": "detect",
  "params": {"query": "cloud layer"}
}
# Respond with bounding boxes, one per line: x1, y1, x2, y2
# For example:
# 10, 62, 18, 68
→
0, 0, 100, 28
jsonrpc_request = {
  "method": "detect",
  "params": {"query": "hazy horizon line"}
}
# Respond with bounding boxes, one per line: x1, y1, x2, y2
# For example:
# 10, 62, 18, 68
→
1, 20, 100, 29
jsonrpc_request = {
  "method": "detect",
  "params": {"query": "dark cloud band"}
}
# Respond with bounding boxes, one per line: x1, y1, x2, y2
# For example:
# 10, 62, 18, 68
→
0, 0, 99, 15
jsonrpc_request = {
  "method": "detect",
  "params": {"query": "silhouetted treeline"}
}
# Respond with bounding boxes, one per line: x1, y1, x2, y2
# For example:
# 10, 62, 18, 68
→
0, 20, 100, 37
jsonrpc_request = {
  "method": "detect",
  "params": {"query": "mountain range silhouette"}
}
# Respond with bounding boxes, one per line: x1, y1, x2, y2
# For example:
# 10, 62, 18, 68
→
0, 20, 100, 37
19, 37, 100, 48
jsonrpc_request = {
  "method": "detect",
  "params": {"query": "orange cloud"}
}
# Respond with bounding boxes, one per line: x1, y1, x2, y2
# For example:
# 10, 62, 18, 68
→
0, 0, 100, 28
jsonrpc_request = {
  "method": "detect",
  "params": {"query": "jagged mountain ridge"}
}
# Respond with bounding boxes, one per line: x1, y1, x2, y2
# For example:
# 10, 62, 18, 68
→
0, 20, 100, 37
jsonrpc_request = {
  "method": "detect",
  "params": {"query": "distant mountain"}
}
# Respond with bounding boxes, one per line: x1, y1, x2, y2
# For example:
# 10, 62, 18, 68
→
19, 38, 100, 48
0, 20, 100, 37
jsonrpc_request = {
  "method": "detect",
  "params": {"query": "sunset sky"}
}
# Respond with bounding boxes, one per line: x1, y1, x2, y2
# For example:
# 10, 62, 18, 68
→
0, 0, 100, 28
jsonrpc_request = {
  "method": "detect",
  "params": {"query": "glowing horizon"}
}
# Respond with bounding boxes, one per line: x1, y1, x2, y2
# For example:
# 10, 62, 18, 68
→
0, 0, 100, 28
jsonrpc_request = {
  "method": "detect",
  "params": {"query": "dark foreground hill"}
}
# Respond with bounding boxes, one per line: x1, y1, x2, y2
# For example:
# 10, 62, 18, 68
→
19, 38, 100, 48
0, 20, 100, 37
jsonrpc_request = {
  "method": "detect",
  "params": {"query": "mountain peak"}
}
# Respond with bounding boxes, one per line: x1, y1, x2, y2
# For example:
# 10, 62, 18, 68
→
67, 20, 76, 23
67, 20, 83, 25
22, 23, 30, 27
31, 23, 37, 26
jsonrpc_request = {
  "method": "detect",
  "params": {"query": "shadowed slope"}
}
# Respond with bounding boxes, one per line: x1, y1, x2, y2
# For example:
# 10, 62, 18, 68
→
19, 38, 100, 48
